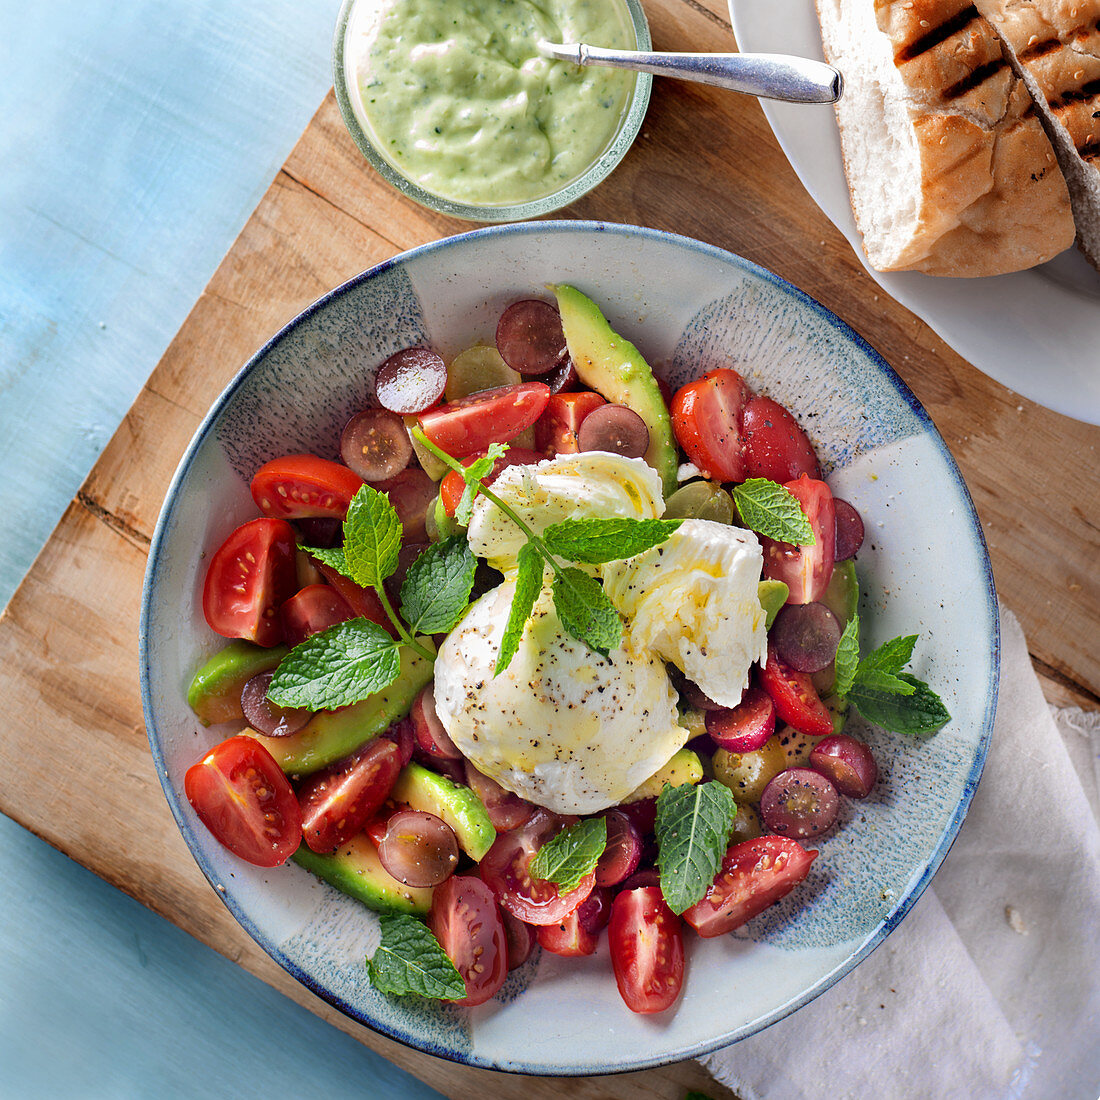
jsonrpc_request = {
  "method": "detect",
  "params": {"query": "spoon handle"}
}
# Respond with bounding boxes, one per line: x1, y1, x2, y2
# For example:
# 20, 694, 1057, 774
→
540, 42, 842, 104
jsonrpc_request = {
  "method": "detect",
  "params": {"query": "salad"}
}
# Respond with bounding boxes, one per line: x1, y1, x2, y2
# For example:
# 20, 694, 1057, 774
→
183, 286, 949, 1014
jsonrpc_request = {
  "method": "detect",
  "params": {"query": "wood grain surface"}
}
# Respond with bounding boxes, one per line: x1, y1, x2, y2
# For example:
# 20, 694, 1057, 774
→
1, 1, 1097, 1097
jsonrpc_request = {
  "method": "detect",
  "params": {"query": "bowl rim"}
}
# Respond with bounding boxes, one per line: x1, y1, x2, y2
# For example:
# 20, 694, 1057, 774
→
330, 0, 653, 221
140, 219, 999, 1074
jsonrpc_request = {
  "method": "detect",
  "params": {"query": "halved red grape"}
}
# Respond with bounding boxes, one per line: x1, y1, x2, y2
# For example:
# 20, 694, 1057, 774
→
705, 685, 776, 753
464, 761, 536, 831
618, 797, 657, 836
760, 768, 839, 839
383, 542, 429, 604
620, 868, 661, 890
377, 809, 459, 887
545, 357, 578, 394
298, 738, 402, 852
384, 716, 416, 767
495, 300, 568, 375
410, 683, 462, 760
375, 467, 436, 543
833, 499, 865, 561
595, 810, 643, 886
375, 347, 447, 414
241, 670, 311, 737
502, 910, 537, 970
340, 408, 412, 482
576, 886, 613, 934
771, 602, 841, 673
810, 734, 878, 798
577, 404, 650, 459
677, 675, 724, 712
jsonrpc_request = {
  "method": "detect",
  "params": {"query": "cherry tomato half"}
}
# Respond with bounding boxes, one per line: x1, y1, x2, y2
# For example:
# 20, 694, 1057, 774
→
280, 583, 355, 648
760, 646, 834, 737
184, 735, 302, 867
683, 836, 818, 937
202, 517, 298, 646
537, 907, 598, 957
761, 475, 836, 604
479, 809, 595, 925
741, 395, 822, 482
438, 447, 545, 517
417, 382, 551, 458
670, 368, 751, 483
251, 454, 364, 520
608, 886, 685, 1014
428, 875, 509, 1006
534, 391, 607, 457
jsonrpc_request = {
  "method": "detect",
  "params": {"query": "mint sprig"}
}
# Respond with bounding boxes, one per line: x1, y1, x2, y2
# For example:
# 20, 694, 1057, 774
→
411, 427, 680, 674
654, 781, 737, 914
496, 542, 544, 675
835, 615, 950, 736
399, 535, 477, 636
366, 914, 466, 1000
528, 817, 607, 895
731, 478, 815, 544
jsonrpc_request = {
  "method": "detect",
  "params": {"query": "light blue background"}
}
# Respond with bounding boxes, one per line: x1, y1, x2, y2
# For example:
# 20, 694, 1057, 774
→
0, 3, 444, 1096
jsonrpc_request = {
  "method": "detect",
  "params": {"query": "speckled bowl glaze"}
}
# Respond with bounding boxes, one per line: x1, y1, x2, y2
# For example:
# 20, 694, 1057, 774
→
331, 0, 652, 222
140, 222, 998, 1074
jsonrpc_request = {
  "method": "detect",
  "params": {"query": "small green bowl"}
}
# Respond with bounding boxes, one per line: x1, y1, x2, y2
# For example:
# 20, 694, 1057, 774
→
332, 0, 651, 222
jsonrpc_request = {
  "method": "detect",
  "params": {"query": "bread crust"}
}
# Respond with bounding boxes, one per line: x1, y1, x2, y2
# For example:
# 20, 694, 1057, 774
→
818, 0, 1075, 275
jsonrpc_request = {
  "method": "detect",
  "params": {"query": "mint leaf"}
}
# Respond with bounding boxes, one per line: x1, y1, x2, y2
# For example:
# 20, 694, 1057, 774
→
528, 817, 607, 895
849, 673, 950, 736
455, 442, 509, 526
542, 517, 682, 564
551, 567, 622, 657
267, 618, 401, 709
833, 613, 860, 697
655, 781, 737, 914
495, 542, 544, 676
852, 666, 916, 696
731, 479, 814, 544
367, 914, 466, 1000
400, 536, 476, 635
342, 485, 402, 588
306, 545, 352, 578
860, 634, 918, 675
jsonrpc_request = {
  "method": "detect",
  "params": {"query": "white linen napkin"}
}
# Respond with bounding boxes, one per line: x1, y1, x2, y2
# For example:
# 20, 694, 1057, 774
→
702, 605, 1100, 1100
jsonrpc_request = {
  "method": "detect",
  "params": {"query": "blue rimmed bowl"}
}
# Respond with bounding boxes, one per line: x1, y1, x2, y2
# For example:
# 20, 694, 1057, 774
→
140, 221, 998, 1074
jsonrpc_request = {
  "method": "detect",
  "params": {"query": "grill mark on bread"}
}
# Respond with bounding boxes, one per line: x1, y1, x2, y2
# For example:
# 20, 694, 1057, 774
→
942, 57, 1009, 99
1050, 78, 1100, 109
1018, 37, 1062, 62
1081, 140, 1100, 160
894, 4, 981, 63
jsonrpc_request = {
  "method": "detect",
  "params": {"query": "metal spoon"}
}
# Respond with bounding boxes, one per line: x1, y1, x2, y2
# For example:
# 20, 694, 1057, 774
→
537, 41, 842, 104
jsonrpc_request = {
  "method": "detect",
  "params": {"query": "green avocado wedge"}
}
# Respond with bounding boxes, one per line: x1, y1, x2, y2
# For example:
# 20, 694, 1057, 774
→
187, 641, 289, 726
292, 835, 433, 915
553, 284, 679, 496
249, 642, 435, 776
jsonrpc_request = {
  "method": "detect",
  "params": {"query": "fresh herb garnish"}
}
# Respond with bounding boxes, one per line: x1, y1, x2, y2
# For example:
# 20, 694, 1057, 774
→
731, 478, 815, 544
528, 817, 608, 895
399, 535, 478, 636
366, 914, 466, 1000
411, 427, 681, 673
835, 613, 950, 735
654, 781, 737, 914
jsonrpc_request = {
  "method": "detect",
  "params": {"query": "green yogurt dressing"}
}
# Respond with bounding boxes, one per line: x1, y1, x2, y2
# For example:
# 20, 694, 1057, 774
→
343, 0, 638, 207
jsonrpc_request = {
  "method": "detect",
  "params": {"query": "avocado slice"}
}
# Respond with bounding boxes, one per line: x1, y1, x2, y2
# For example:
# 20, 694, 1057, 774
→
187, 641, 289, 726
553, 284, 679, 495
623, 747, 704, 803
250, 643, 435, 776
390, 762, 496, 861
821, 559, 859, 625
292, 835, 432, 915
757, 579, 789, 630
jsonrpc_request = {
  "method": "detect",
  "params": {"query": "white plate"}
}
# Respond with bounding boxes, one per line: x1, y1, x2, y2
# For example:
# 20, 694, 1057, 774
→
728, 0, 1100, 425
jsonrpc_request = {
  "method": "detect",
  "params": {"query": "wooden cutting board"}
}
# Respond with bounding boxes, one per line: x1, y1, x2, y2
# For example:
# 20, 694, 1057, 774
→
1, 1, 1097, 1097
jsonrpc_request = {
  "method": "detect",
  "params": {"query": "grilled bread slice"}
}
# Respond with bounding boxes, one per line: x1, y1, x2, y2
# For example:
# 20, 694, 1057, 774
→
817, 0, 1075, 275
973, 0, 1100, 267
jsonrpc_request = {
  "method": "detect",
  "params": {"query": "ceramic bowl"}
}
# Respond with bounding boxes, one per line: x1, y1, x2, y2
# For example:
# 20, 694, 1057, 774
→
140, 221, 998, 1074
331, 0, 651, 222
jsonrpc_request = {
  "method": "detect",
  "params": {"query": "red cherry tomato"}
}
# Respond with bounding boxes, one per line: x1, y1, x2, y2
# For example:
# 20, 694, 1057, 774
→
202, 517, 298, 646
417, 382, 551, 458
438, 447, 545, 517
683, 836, 818, 937
761, 475, 836, 604
428, 875, 508, 1006
533, 391, 607, 457
280, 583, 355, 648
537, 908, 598, 957
760, 646, 834, 737
478, 810, 595, 925
670, 368, 751, 482
310, 558, 396, 638
297, 738, 403, 853
741, 395, 822, 482
250, 455, 364, 520
184, 735, 302, 867
608, 886, 685, 1014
